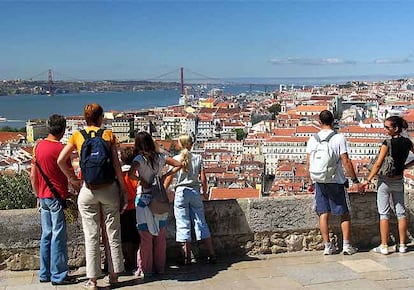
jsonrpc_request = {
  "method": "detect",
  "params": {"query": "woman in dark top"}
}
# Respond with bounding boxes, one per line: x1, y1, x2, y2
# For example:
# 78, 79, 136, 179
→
363, 116, 414, 255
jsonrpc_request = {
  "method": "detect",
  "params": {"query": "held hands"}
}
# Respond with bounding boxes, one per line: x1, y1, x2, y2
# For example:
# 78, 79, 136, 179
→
354, 182, 366, 194
361, 181, 370, 193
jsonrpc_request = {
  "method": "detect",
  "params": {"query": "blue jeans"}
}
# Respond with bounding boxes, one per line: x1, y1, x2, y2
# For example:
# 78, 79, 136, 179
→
174, 187, 211, 242
39, 198, 68, 283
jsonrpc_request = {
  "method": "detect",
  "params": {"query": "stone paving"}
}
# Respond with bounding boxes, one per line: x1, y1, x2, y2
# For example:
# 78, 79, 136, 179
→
1, 249, 414, 289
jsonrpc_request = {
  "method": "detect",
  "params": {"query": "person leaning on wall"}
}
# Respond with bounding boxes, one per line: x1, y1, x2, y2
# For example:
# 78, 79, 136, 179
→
362, 116, 414, 255
307, 110, 363, 256
57, 103, 127, 290
164, 134, 216, 265
30, 114, 80, 286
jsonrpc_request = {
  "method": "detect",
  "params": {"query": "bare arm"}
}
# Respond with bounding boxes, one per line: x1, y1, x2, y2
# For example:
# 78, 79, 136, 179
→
200, 168, 208, 199
111, 143, 126, 192
405, 143, 414, 169
162, 156, 182, 188
164, 173, 174, 189
57, 143, 81, 193
163, 156, 182, 178
30, 163, 38, 196
341, 152, 359, 181
128, 161, 139, 181
111, 143, 128, 212
29, 163, 41, 209
306, 153, 314, 192
366, 145, 388, 182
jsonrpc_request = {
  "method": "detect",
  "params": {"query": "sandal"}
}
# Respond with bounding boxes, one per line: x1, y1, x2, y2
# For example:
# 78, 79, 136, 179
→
103, 274, 118, 285
82, 280, 98, 290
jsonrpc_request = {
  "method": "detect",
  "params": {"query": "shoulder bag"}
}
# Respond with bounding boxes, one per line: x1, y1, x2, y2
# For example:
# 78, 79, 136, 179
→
35, 160, 78, 223
366, 139, 396, 177
147, 157, 170, 215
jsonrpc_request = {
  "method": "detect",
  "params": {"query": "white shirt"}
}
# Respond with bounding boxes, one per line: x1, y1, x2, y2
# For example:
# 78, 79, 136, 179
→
173, 153, 203, 191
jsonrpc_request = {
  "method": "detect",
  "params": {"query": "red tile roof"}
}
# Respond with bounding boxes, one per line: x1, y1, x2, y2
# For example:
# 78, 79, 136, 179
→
0, 132, 26, 144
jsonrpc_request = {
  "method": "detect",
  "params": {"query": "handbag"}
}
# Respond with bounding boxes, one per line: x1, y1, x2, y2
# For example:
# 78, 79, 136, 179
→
35, 160, 78, 223
148, 175, 170, 214
366, 139, 396, 177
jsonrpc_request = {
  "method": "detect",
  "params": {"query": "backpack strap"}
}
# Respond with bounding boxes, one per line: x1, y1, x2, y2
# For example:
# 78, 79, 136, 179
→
80, 129, 90, 140
313, 133, 321, 143
96, 129, 105, 138
80, 129, 104, 139
313, 131, 336, 143
323, 131, 336, 142
314, 131, 338, 164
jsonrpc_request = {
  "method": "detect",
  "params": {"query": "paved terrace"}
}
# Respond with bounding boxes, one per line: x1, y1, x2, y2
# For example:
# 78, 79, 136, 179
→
1, 249, 414, 289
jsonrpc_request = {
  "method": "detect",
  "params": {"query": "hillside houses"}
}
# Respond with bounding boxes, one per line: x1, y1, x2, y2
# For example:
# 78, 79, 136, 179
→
0, 132, 31, 172
4, 78, 414, 199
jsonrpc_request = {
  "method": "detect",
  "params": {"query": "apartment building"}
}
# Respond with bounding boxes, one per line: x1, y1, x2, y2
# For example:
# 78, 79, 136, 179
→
111, 117, 134, 143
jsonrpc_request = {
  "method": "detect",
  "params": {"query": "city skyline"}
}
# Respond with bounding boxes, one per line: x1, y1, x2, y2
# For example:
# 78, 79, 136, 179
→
1, 1, 414, 82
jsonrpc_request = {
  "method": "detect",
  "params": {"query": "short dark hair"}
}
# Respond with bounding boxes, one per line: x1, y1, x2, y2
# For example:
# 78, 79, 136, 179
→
319, 110, 334, 125
48, 114, 66, 136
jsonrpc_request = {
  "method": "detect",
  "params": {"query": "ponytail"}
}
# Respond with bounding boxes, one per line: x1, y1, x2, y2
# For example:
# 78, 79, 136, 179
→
178, 134, 193, 172
180, 148, 190, 172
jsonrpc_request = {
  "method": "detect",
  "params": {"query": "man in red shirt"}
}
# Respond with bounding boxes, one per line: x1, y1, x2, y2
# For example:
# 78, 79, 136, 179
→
30, 114, 79, 285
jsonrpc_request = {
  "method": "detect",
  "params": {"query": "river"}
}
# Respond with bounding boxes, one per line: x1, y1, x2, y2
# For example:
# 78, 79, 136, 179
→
0, 84, 281, 128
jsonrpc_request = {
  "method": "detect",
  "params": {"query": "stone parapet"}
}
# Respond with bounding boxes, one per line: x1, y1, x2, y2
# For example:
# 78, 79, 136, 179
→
1, 192, 413, 270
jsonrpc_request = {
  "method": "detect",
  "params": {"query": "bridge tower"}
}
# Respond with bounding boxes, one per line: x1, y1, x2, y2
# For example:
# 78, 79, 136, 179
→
47, 69, 54, 96
180, 67, 184, 96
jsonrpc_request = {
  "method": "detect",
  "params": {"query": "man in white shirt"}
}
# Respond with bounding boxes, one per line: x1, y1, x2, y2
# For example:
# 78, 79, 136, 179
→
307, 110, 362, 255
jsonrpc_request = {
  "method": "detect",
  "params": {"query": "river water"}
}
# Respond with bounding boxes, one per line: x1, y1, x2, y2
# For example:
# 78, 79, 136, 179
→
0, 84, 281, 128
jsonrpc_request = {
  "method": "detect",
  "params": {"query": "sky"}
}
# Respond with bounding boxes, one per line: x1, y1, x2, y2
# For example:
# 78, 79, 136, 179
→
1, 0, 414, 82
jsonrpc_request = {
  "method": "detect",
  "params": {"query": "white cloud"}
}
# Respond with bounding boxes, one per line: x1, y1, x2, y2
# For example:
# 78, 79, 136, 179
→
269, 57, 356, 65
373, 58, 413, 64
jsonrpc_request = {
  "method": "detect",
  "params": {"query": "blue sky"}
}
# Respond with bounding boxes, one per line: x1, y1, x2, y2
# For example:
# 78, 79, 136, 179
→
1, 1, 414, 81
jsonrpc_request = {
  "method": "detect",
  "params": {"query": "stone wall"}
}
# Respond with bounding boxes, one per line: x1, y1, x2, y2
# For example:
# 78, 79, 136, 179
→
1, 192, 413, 270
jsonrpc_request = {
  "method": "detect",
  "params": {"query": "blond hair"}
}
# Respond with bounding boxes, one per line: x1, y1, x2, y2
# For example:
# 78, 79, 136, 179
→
178, 134, 193, 172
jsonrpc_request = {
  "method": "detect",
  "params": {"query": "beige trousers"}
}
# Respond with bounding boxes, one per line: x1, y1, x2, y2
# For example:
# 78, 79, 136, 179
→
78, 182, 124, 278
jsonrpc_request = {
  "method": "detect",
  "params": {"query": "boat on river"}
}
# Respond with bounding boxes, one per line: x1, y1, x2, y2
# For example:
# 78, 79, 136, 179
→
0, 116, 7, 122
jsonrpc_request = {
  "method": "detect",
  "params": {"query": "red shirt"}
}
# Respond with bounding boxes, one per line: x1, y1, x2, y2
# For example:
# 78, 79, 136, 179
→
33, 139, 70, 199
123, 172, 138, 211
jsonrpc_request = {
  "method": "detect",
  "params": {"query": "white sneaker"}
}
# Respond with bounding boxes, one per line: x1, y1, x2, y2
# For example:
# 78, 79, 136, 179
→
398, 244, 408, 253
323, 245, 336, 255
134, 270, 153, 279
372, 245, 389, 255
343, 245, 358, 255
82, 280, 97, 290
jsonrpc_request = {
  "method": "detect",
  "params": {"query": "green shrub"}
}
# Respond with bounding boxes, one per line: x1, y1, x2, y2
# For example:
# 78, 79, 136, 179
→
0, 172, 36, 209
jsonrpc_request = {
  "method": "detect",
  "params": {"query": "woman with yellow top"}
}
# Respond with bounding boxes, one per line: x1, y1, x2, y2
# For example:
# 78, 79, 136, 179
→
57, 103, 127, 290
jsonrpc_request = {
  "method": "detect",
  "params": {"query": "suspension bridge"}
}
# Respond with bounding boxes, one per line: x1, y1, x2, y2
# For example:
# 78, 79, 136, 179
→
23, 67, 276, 96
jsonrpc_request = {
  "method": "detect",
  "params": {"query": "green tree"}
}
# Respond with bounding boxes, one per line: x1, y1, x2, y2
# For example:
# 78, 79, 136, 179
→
0, 172, 36, 210
234, 129, 247, 141
0, 126, 26, 132
267, 103, 281, 115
